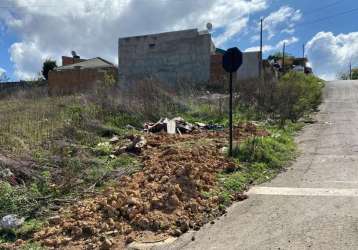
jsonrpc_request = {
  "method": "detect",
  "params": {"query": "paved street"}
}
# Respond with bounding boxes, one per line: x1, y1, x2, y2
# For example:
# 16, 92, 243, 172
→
167, 80, 358, 250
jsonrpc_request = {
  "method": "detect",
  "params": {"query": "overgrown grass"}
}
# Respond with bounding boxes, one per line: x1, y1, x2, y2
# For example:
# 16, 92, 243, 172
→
216, 123, 301, 205
0, 91, 144, 243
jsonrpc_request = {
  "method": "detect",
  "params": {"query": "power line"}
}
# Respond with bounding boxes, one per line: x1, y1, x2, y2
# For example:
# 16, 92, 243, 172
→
303, 0, 344, 16
0, 0, 131, 8
299, 7, 358, 26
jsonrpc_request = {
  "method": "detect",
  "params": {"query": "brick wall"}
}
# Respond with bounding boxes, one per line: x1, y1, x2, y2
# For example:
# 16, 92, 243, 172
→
48, 67, 117, 95
210, 54, 226, 81
210, 52, 261, 82
62, 56, 86, 66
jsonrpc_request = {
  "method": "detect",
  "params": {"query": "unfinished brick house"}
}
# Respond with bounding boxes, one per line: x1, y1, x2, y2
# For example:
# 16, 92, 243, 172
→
48, 56, 117, 95
118, 28, 261, 87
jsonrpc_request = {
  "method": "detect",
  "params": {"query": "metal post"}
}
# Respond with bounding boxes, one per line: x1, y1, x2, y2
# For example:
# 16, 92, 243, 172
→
350, 61, 352, 80
282, 42, 286, 74
259, 18, 263, 77
229, 72, 233, 157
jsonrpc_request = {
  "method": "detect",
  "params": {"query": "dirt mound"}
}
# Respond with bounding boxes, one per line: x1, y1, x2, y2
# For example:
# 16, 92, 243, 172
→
34, 137, 232, 248
26, 123, 266, 249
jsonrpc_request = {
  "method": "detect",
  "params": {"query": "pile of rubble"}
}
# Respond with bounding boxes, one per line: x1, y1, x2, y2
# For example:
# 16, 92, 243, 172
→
144, 117, 223, 135
3, 122, 268, 249
31, 133, 241, 249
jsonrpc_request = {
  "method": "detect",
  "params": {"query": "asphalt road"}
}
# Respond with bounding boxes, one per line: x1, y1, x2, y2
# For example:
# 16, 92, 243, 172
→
166, 80, 358, 250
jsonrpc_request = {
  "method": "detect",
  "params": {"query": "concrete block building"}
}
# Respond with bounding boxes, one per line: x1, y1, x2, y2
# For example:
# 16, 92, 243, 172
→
118, 28, 261, 86
118, 29, 215, 85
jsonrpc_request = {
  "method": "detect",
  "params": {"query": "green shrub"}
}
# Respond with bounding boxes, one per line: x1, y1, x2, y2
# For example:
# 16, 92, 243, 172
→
234, 132, 296, 169
16, 219, 44, 239
0, 181, 39, 218
93, 141, 112, 156
274, 72, 324, 123
106, 112, 143, 128
233, 123, 298, 168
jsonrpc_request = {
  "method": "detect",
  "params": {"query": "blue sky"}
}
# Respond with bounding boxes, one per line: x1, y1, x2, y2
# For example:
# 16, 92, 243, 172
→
0, 0, 357, 81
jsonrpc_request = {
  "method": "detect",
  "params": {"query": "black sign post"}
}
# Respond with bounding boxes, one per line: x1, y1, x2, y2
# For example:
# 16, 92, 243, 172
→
222, 47, 243, 156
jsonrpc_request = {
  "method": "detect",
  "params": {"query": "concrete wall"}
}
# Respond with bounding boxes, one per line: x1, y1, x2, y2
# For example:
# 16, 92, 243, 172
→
237, 52, 260, 80
118, 29, 214, 85
210, 51, 261, 83
48, 67, 117, 95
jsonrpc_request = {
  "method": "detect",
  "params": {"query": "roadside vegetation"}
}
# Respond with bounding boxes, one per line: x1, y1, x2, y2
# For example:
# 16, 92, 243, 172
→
0, 71, 323, 248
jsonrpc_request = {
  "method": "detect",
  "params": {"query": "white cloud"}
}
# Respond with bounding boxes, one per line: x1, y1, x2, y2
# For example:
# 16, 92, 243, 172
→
245, 36, 298, 53
276, 36, 299, 48
281, 28, 295, 35
0, 0, 268, 79
245, 45, 273, 53
306, 31, 358, 80
263, 6, 302, 39
214, 17, 249, 46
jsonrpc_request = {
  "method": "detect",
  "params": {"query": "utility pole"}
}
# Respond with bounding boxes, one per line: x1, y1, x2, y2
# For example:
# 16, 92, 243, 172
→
302, 43, 306, 68
259, 18, 263, 77
282, 42, 286, 74
350, 61, 352, 80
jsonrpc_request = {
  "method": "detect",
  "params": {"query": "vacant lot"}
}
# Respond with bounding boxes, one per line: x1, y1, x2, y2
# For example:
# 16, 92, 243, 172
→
0, 73, 322, 249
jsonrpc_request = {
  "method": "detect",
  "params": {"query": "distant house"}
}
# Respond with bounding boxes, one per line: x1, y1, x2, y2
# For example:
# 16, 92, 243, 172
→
277, 57, 313, 74
48, 55, 117, 95
118, 28, 262, 87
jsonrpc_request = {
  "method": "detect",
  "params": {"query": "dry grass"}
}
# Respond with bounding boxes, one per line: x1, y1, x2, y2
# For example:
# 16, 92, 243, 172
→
0, 94, 80, 155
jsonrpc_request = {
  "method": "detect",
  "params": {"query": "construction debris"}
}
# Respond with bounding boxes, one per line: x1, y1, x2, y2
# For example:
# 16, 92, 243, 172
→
0, 215, 24, 229
144, 117, 226, 135
109, 135, 120, 144
144, 117, 195, 134
114, 135, 147, 155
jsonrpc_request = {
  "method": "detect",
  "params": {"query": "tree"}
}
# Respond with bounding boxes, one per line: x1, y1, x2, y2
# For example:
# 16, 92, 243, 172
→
352, 68, 358, 80
0, 71, 10, 82
338, 68, 358, 80
338, 71, 349, 80
267, 52, 293, 61
42, 59, 57, 80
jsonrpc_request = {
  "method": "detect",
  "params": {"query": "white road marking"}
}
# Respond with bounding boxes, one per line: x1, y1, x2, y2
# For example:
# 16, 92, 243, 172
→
326, 181, 358, 184
246, 187, 358, 197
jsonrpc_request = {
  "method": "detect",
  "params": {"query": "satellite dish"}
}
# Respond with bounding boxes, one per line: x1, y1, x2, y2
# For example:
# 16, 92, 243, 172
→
71, 51, 79, 58
206, 22, 213, 32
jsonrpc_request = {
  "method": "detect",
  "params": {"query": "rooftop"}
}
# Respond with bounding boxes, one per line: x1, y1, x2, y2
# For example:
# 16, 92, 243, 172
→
56, 57, 115, 71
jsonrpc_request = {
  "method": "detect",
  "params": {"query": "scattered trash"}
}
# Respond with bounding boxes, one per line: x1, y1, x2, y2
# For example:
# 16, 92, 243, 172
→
126, 124, 136, 130
143, 118, 167, 133
144, 117, 194, 134
109, 135, 120, 144
0, 168, 13, 178
0, 215, 24, 229
144, 117, 224, 134
205, 124, 224, 131
195, 122, 206, 128
165, 118, 176, 134
114, 135, 147, 155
